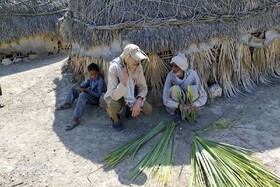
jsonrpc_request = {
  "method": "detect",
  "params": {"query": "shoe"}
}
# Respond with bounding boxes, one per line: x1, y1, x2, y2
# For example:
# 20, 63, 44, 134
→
65, 118, 80, 131
112, 123, 124, 132
118, 106, 127, 120
56, 103, 71, 110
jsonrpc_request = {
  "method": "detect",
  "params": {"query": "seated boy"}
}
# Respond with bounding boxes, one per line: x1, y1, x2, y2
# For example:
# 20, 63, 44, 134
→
57, 63, 105, 130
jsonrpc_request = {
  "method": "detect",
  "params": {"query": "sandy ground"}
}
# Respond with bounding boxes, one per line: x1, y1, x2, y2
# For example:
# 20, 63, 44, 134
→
0, 54, 280, 187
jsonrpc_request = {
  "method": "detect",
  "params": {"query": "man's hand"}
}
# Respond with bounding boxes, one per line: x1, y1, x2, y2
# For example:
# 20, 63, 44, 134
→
179, 104, 197, 113
179, 104, 188, 113
121, 63, 129, 85
191, 104, 197, 111
131, 98, 142, 117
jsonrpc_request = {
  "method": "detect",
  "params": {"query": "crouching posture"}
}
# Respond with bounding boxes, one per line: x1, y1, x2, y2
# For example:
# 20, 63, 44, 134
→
57, 63, 105, 130
103, 44, 153, 131
163, 54, 207, 116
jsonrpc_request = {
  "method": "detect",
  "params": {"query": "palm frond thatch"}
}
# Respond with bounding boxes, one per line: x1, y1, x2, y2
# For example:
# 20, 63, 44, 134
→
191, 136, 280, 187
143, 53, 169, 105
62, 0, 280, 51
68, 55, 109, 83
218, 39, 241, 97
0, 0, 68, 42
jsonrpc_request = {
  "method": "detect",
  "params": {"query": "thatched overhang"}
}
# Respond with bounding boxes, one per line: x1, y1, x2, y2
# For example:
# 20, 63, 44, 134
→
62, 0, 280, 102
62, 0, 280, 58
0, 0, 68, 42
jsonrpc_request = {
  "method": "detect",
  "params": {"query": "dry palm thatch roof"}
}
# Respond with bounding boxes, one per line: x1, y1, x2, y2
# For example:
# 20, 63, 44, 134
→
0, 0, 68, 42
62, 0, 280, 54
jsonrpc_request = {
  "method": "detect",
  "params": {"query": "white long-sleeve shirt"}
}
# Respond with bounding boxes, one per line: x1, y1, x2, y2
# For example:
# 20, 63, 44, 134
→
163, 69, 207, 108
104, 57, 148, 103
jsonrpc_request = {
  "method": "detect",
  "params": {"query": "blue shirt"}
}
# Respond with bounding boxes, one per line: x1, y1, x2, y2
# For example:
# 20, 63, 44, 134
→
80, 76, 105, 98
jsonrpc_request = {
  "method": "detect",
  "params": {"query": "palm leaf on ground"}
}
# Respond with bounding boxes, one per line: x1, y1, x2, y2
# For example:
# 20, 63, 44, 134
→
191, 136, 280, 187
196, 117, 240, 135
129, 122, 176, 185
103, 122, 167, 168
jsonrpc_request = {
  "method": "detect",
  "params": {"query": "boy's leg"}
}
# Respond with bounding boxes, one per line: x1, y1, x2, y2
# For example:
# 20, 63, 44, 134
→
65, 83, 80, 104
66, 92, 91, 131
73, 93, 92, 119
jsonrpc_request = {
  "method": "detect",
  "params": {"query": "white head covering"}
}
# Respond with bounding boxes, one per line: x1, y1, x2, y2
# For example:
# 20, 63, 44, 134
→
121, 44, 149, 61
170, 53, 189, 71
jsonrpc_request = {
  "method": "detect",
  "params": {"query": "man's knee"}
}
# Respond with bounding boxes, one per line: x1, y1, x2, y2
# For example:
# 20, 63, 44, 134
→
142, 101, 153, 115
107, 98, 120, 109
169, 85, 182, 101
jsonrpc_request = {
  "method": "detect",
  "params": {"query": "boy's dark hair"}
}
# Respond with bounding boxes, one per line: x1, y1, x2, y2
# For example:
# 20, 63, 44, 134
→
87, 63, 99, 72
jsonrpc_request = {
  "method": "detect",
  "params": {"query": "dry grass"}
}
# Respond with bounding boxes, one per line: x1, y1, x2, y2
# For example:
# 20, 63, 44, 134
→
68, 55, 109, 83
143, 53, 169, 105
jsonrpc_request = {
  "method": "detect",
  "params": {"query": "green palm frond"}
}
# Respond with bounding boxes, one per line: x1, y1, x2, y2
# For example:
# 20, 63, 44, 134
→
191, 136, 280, 187
185, 85, 196, 123
103, 122, 167, 168
129, 122, 176, 185
196, 118, 240, 135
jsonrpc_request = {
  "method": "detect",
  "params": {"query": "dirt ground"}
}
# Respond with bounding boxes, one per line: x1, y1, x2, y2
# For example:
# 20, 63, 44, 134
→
0, 54, 280, 187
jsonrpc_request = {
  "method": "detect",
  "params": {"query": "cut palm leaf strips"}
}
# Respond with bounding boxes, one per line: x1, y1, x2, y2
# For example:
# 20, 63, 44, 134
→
174, 85, 196, 123
191, 136, 280, 187
185, 85, 196, 124
104, 122, 167, 168
129, 122, 176, 185
196, 118, 240, 135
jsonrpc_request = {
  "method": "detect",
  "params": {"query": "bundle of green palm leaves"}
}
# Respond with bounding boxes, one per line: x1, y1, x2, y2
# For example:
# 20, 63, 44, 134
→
129, 122, 176, 184
104, 122, 176, 184
191, 136, 280, 187
103, 121, 167, 168
174, 85, 196, 123
185, 85, 196, 123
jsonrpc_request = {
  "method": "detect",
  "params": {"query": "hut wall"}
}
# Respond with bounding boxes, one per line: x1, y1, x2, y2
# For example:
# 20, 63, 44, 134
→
0, 34, 69, 61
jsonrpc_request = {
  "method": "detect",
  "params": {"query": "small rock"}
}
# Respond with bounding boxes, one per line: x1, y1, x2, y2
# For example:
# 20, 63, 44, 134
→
209, 84, 222, 99
2, 58, 13, 66
13, 58, 23, 63
29, 54, 39, 60
23, 57, 30, 62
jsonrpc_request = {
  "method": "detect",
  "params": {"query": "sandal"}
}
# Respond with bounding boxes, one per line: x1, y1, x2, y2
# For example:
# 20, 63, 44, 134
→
65, 118, 80, 131
56, 103, 71, 110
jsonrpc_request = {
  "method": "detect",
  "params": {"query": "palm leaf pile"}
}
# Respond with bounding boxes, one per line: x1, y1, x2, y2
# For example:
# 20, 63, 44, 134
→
129, 122, 176, 184
104, 121, 167, 168
191, 136, 280, 187
104, 121, 176, 184
104, 118, 280, 186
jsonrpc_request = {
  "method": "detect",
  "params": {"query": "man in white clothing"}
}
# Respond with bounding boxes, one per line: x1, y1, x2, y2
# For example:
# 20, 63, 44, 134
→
162, 54, 207, 115
103, 44, 153, 131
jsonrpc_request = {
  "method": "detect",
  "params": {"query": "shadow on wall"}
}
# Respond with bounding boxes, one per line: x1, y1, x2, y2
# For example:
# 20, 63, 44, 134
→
52, 61, 280, 185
